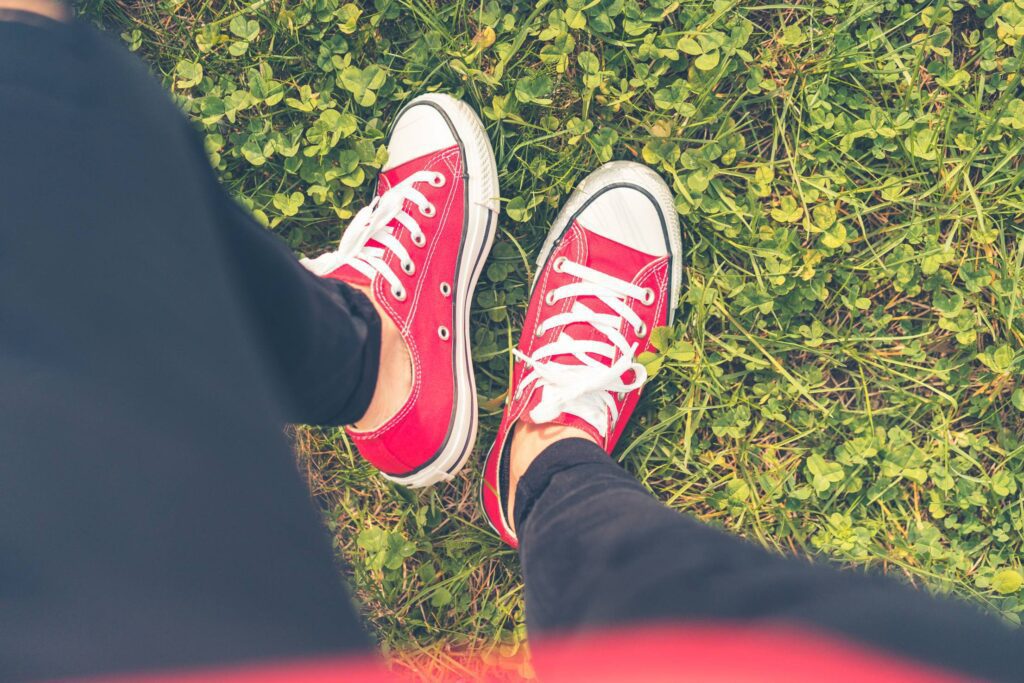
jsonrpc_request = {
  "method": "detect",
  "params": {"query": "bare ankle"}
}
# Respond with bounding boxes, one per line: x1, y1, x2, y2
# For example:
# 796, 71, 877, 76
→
353, 286, 412, 431
0, 0, 68, 21
506, 422, 599, 531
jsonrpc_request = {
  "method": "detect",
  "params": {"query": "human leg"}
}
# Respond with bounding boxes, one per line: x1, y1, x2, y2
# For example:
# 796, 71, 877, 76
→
0, 16, 374, 681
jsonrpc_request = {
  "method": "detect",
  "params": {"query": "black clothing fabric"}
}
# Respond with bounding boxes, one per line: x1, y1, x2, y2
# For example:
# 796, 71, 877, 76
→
516, 438, 1024, 682
0, 17, 376, 682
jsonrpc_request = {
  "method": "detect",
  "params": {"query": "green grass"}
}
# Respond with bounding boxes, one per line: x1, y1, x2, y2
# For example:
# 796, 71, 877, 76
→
82, 0, 1024, 676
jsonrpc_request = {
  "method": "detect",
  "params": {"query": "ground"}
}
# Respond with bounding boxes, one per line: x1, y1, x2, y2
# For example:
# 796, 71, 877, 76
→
82, 0, 1024, 678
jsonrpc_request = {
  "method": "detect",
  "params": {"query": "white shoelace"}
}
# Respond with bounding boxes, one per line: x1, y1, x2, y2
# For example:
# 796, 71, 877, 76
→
514, 258, 653, 437
301, 170, 444, 299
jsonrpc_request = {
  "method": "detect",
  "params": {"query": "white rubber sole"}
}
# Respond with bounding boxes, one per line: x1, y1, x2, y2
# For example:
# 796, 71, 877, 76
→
383, 94, 500, 489
534, 161, 683, 322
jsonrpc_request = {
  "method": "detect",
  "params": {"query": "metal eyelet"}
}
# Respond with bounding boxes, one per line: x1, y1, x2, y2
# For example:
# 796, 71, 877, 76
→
635, 322, 647, 337
535, 326, 545, 338
402, 260, 415, 276
545, 290, 557, 306
553, 256, 567, 273
438, 326, 450, 340
428, 173, 446, 188
617, 391, 627, 401
420, 203, 436, 218
391, 285, 407, 302
641, 288, 655, 306
439, 282, 452, 297
412, 232, 427, 248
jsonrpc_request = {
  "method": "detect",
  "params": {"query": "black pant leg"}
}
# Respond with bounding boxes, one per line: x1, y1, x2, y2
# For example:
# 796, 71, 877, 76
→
205, 180, 380, 427
515, 438, 1024, 683
0, 18, 372, 682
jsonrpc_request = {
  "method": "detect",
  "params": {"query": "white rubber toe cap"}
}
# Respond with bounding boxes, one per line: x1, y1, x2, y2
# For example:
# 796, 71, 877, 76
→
576, 184, 669, 256
572, 161, 675, 254
383, 98, 459, 171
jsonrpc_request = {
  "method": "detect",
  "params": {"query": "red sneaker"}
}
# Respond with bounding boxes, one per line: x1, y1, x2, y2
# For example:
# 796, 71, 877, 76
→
481, 161, 682, 546
303, 94, 499, 488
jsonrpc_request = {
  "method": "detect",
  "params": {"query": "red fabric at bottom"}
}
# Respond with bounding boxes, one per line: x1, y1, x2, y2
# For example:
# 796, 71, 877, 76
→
531, 624, 974, 683
57, 623, 975, 683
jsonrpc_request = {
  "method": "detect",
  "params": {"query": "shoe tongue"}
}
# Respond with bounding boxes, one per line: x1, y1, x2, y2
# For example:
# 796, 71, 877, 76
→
323, 264, 371, 287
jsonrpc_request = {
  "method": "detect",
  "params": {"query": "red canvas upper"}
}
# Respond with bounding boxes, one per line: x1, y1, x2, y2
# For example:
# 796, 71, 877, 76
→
482, 221, 671, 547
322, 146, 465, 476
